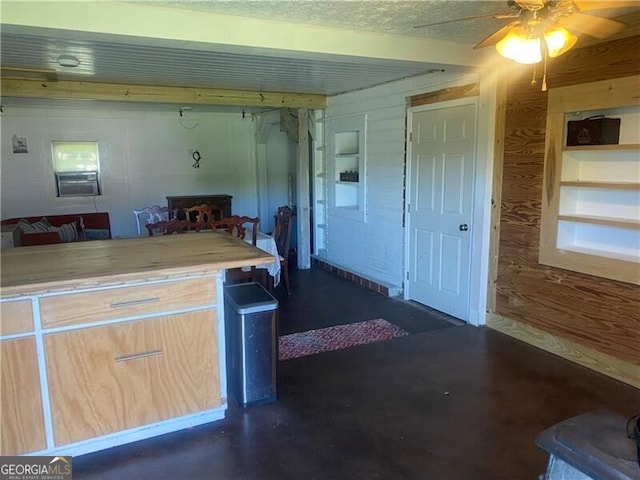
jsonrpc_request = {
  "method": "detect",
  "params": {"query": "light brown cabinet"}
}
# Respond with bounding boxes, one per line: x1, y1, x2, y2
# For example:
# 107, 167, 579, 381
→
0, 337, 46, 455
40, 277, 216, 328
0, 300, 33, 335
45, 310, 220, 446
1, 232, 272, 456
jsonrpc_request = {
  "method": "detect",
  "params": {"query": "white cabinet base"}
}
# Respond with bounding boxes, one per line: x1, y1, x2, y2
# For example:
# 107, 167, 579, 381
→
27, 406, 226, 457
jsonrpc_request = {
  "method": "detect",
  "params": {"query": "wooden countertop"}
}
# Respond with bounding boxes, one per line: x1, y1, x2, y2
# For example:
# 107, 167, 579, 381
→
1, 231, 274, 297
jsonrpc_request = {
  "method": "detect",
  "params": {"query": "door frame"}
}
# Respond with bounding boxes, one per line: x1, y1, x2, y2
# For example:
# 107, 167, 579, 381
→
404, 89, 496, 327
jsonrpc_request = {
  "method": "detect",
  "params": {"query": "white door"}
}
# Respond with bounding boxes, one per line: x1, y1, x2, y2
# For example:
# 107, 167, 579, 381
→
406, 103, 476, 321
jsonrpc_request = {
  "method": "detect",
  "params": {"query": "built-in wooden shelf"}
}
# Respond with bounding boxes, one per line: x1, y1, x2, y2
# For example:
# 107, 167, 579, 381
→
560, 181, 640, 190
539, 75, 639, 285
563, 143, 640, 152
557, 245, 638, 263
558, 214, 640, 229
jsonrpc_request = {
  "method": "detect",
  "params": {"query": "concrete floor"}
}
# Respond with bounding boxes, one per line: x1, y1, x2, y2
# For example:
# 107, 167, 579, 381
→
73, 268, 640, 480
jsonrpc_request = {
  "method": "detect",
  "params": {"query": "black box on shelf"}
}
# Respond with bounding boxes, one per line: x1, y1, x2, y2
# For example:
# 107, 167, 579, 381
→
339, 171, 359, 182
566, 117, 620, 146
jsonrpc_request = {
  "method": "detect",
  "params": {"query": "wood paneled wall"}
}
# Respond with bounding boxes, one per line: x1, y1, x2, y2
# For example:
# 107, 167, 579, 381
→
495, 35, 640, 367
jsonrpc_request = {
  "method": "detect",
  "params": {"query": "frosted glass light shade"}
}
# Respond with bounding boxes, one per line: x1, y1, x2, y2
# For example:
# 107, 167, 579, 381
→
544, 26, 577, 58
496, 27, 542, 64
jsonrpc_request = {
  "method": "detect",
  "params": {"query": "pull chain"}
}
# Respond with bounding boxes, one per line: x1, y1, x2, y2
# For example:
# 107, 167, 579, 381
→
542, 50, 548, 92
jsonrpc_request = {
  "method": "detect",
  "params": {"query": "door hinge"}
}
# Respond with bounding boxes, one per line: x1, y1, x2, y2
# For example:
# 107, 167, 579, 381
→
406, 271, 409, 280
407, 203, 410, 213
409, 132, 413, 142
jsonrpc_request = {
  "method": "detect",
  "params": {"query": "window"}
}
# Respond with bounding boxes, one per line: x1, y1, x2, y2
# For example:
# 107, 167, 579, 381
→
52, 141, 101, 197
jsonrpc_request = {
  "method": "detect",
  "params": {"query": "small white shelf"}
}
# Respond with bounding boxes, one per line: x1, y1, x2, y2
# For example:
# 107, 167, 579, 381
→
560, 181, 639, 190
563, 143, 640, 152
556, 245, 638, 263
327, 115, 367, 222
557, 214, 640, 229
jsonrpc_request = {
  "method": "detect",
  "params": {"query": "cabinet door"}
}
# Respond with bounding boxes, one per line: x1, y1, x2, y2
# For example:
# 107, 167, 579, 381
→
1, 300, 33, 335
40, 277, 216, 328
45, 310, 220, 446
0, 337, 46, 455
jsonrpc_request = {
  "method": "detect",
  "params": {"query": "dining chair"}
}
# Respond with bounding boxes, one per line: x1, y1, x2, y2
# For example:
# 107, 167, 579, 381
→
211, 215, 259, 246
182, 203, 221, 229
145, 219, 202, 236
213, 215, 261, 283
133, 205, 176, 235
273, 206, 293, 295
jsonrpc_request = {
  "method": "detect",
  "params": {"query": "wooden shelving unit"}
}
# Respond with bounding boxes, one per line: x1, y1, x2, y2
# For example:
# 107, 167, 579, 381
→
539, 76, 640, 285
327, 115, 366, 222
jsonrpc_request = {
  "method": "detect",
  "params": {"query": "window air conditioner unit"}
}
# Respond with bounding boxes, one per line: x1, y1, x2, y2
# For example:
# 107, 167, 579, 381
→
56, 172, 100, 197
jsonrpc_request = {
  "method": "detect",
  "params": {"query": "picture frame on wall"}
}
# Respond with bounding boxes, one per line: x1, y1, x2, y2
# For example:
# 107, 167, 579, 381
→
12, 134, 28, 154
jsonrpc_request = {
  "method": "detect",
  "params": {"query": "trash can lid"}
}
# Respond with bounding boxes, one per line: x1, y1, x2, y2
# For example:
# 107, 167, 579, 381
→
224, 282, 278, 314
535, 409, 639, 480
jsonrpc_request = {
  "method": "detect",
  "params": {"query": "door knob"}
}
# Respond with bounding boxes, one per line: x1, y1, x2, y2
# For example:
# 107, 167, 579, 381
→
459, 224, 469, 231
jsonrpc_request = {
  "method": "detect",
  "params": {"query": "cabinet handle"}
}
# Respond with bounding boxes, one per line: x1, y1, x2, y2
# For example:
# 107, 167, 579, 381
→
110, 297, 160, 308
115, 349, 163, 363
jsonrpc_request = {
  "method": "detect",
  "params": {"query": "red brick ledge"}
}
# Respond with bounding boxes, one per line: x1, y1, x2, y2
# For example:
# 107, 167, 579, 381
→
311, 257, 396, 297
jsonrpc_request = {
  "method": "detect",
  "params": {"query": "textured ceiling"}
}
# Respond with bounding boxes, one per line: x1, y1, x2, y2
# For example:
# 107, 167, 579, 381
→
138, 0, 516, 43
138, 0, 640, 42
1, 0, 639, 103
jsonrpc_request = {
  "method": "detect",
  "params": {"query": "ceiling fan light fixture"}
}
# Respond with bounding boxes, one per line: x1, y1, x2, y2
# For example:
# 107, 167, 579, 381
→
544, 26, 577, 58
495, 27, 542, 64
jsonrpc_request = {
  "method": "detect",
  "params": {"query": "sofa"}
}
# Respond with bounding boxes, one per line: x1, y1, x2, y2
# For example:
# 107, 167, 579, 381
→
1, 213, 111, 247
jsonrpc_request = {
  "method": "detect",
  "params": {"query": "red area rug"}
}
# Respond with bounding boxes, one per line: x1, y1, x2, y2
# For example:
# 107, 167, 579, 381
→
279, 319, 408, 361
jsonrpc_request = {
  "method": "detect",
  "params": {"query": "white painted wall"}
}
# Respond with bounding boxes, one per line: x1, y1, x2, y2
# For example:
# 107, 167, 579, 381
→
253, 110, 297, 234
323, 70, 495, 310
265, 121, 296, 234
1, 103, 258, 237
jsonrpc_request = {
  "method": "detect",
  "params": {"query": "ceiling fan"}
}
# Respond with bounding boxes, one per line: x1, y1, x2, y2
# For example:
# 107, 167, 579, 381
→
415, 0, 636, 64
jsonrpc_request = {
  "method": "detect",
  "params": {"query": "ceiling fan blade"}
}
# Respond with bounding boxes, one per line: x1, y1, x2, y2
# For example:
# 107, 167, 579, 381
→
474, 22, 519, 49
414, 13, 517, 29
560, 12, 627, 38
574, 1, 640, 11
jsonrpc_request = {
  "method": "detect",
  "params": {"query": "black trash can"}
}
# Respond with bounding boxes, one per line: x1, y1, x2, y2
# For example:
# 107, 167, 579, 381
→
224, 282, 279, 407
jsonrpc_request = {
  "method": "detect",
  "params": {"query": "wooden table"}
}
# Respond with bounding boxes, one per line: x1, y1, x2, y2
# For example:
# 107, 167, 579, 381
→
0, 232, 272, 456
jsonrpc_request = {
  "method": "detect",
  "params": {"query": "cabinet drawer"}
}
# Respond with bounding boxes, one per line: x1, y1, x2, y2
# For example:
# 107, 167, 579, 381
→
1, 300, 34, 335
1, 337, 46, 455
45, 310, 220, 446
40, 277, 216, 328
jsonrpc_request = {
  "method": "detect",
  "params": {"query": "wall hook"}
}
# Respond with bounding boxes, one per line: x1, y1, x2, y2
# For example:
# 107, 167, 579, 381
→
192, 150, 201, 169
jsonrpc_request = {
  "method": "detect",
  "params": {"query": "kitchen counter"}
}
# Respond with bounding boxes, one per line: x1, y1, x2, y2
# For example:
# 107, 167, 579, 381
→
0, 231, 273, 456
1, 230, 273, 296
